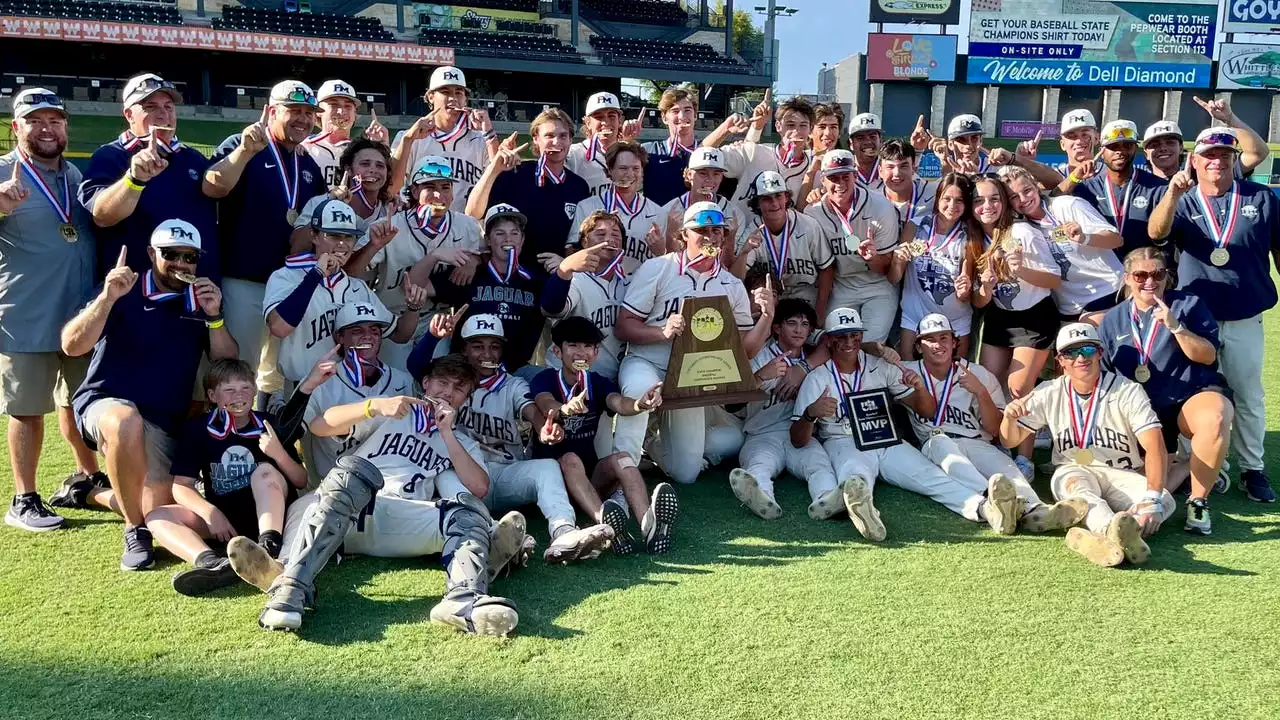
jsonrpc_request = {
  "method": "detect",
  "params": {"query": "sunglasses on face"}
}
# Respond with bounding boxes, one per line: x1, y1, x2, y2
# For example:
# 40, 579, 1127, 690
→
160, 248, 200, 264
1129, 269, 1167, 284
1059, 345, 1100, 360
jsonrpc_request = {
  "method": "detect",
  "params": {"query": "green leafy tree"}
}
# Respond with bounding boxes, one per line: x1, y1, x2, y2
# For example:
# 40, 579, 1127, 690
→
708, 0, 763, 55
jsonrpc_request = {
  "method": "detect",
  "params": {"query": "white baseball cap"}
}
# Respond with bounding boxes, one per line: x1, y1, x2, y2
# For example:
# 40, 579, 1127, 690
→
824, 307, 865, 336
269, 80, 318, 108
917, 313, 953, 337
428, 66, 467, 93
335, 301, 392, 332
484, 203, 527, 229
947, 114, 984, 140
310, 199, 361, 236
122, 73, 181, 108
317, 79, 359, 104
682, 201, 728, 229
585, 91, 621, 117
410, 155, 458, 185
150, 219, 202, 250
1060, 108, 1097, 134
460, 313, 504, 340
1194, 126, 1241, 155
847, 112, 881, 135
1100, 120, 1139, 147
753, 171, 788, 197
1143, 120, 1182, 144
1055, 322, 1102, 352
820, 149, 857, 177
688, 147, 727, 171
12, 87, 66, 119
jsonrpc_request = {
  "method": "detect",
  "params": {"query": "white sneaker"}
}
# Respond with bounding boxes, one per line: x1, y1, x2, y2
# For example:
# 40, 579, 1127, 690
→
841, 477, 886, 542
543, 524, 614, 564
729, 469, 782, 520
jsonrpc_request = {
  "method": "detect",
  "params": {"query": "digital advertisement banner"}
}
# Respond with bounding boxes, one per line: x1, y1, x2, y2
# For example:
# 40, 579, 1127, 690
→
1224, 0, 1280, 32
869, 0, 961, 25
1217, 43, 1280, 90
414, 3, 538, 30
866, 34, 959, 81
966, 0, 1216, 88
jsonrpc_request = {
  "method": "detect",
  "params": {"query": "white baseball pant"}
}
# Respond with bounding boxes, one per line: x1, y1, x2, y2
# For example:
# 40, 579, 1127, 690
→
739, 430, 839, 502
439, 459, 576, 537
820, 437, 977, 518
222, 278, 284, 394
829, 287, 899, 344
920, 434, 1046, 516
280, 483, 448, 561
1049, 464, 1176, 534
1218, 316, 1265, 471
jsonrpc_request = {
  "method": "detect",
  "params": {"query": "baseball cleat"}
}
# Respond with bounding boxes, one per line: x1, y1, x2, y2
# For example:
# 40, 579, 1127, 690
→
729, 469, 782, 520
258, 607, 303, 632
430, 591, 518, 637
1107, 513, 1150, 565
1065, 528, 1124, 567
641, 482, 679, 554
1184, 497, 1212, 536
807, 486, 845, 521
841, 477, 886, 542
601, 498, 637, 556
1021, 498, 1088, 533
984, 474, 1021, 535
543, 523, 614, 564
228, 536, 285, 594
489, 511, 535, 581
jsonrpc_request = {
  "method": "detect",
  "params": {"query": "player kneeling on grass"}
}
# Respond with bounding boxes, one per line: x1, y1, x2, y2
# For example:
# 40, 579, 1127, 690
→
730, 298, 842, 521
1000, 323, 1174, 568
906, 314, 1086, 534
230, 354, 534, 635
530, 316, 678, 555
146, 359, 307, 596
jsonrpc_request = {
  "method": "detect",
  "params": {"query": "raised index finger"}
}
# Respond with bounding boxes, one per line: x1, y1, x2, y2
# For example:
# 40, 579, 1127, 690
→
115, 245, 128, 268
259, 103, 270, 127
1031, 129, 1042, 145
915, 115, 924, 130
451, 303, 470, 321
763, 87, 771, 106
10, 158, 19, 182
1184, 150, 1193, 173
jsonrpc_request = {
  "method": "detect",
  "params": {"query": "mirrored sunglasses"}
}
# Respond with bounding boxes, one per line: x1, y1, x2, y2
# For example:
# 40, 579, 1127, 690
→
1059, 345, 1100, 360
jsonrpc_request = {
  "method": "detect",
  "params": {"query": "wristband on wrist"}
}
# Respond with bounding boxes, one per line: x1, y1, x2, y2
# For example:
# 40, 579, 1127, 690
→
205, 318, 225, 329
124, 174, 147, 191
483, 130, 497, 141
363, 399, 374, 419
1067, 172, 1082, 184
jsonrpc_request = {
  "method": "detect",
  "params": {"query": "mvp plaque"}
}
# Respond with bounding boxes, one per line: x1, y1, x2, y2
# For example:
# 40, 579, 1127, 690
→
660, 295, 765, 410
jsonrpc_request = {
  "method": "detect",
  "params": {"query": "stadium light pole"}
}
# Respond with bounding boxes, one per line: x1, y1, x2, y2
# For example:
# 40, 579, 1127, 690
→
755, 2, 798, 83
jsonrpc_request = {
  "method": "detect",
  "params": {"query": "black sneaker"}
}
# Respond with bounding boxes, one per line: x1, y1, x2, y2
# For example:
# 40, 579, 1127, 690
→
121, 526, 155, 571
1242, 470, 1277, 503
4, 494, 66, 532
89, 471, 112, 489
172, 557, 240, 597
49, 472, 94, 509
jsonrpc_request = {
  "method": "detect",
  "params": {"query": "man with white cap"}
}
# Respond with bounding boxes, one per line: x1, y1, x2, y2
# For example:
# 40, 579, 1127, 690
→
1149, 126, 1279, 503
303, 79, 388, 187
847, 112, 885, 191
1001, 323, 1173, 567
1142, 120, 1185, 182
790, 307, 949, 542
564, 140, 663, 276
1066, 119, 1168, 259
936, 114, 990, 175
707, 95, 816, 206
908, 313, 1087, 534
390, 66, 496, 210
566, 91, 644, 197
1, 88, 102, 532
658, 146, 752, 252
80, 73, 218, 281
613, 201, 772, 484
204, 80, 326, 400
1054, 108, 1099, 179
62, 219, 238, 570
264, 198, 421, 387
735, 170, 834, 317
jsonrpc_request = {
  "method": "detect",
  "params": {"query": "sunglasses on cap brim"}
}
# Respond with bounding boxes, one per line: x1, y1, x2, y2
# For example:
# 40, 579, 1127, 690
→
413, 163, 456, 182
1196, 134, 1240, 151
688, 209, 726, 227
18, 92, 64, 108
274, 89, 318, 106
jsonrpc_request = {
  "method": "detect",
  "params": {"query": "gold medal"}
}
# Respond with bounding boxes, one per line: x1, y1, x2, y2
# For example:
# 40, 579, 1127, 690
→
59, 223, 78, 243
906, 240, 926, 258
845, 234, 862, 253
999, 236, 1020, 253
1073, 449, 1095, 466
1050, 225, 1070, 243
286, 209, 300, 225
173, 271, 197, 285
1134, 364, 1151, 383
930, 427, 947, 437
1210, 248, 1230, 266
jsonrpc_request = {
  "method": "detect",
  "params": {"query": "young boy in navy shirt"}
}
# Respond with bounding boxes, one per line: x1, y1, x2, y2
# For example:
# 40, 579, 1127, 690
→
529, 317, 679, 555
146, 359, 306, 596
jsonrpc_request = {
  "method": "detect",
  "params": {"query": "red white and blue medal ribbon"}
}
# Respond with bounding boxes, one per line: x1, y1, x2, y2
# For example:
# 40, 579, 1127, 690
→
478, 369, 508, 395
342, 348, 366, 387
976, 153, 990, 173
536, 153, 564, 187
410, 403, 439, 435
921, 363, 956, 427
142, 270, 198, 311
265, 137, 299, 213
488, 255, 531, 284
776, 142, 804, 168
1103, 177, 1134, 227
15, 150, 72, 223
415, 205, 450, 238
1129, 302, 1162, 367
430, 115, 469, 146
856, 158, 879, 187
585, 135, 605, 164
596, 252, 625, 281
826, 357, 862, 419
285, 251, 344, 289
667, 135, 696, 156
926, 216, 964, 254
678, 248, 719, 276
351, 176, 376, 213
1037, 201, 1061, 232
762, 214, 792, 278
118, 130, 181, 153
604, 188, 641, 217
557, 369, 592, 403
206, 408, 265, 440
1066, 377, 1101, 452
768, 340, 802, 367
1194, 182, 1240, 253
826, 194, 858, 238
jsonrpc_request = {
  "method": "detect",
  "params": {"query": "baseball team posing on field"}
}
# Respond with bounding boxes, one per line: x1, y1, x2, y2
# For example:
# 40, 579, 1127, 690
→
3, 68, 1277, 638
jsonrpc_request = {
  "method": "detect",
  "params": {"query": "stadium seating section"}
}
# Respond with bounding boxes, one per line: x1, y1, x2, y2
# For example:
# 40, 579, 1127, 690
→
591, 35, 749, 73
419, 27, 582, 61
563, 0, 687, 26
432, 0, 538, 11
212, 6, 394, 42
0, 0, 183, 25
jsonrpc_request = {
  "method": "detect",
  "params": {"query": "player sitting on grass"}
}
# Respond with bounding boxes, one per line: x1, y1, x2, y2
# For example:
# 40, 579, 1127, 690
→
530, 316, 677, 555
146, 359, 306, 596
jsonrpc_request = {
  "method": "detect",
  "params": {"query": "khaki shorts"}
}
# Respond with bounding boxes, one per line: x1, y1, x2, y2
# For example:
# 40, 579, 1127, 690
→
0, 351, 89, 416
81, 397, 177, 486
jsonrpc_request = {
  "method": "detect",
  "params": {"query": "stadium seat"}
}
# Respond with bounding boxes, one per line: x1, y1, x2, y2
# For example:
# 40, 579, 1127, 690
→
0, 0, 183, 25
418, 27, 582, 61
212, 6, 394, 42
589, 35, 750, 73
563, 0, 687, 27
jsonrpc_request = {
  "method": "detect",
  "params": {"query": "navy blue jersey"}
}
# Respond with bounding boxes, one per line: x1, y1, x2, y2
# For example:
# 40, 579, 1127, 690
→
528, 368, 618, 466
641, 141, 692, 207
488, 160, 591, 268
1075, 167, 1167, 261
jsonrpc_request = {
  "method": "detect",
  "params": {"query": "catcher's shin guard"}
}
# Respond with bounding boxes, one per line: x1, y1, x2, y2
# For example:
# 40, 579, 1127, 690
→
259, 455, 384, 631
429, 492, 519, 636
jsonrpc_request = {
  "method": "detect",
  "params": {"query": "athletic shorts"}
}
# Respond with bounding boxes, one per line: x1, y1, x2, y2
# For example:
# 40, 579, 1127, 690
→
982, 297, 1058, 350
1155, 384, 1233, 449
532, 443, 600, 478
0, 351, 89, 416
80, 397, 176, 486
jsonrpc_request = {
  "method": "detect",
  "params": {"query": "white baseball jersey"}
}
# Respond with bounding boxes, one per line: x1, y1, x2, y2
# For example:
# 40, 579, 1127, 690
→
888, 179, 936, 228
566, 190, 663, 276
741, 209, 834, 306
743, 339, 809, 435
792, 353, 913, 441
905, 359, 1006, 443
1033, 194, 1123, 314
718, 141, 811, 205
660, 192, 753, 251
620, 252, 754, 373
263, 263, 391, 383
302, 363, 416, 488
350, 410, 486, 501
901, 215, 972, 327
1017, 372, 1160, 473
361, 209, 482, 314
302, 134, 350, 187
565, 139, 612, 197
986, 222, 1058, 312
394, 119, 490, 211
293, 192, 389, 235
547, 271, 626, 380
804, 191, 902, 301
456, 371, 534, 466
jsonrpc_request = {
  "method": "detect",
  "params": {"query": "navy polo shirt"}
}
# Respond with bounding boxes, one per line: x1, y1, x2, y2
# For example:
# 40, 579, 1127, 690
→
73, 279, 210, 445
528, 368, 619, 466
78, 137, 218, 282
209, 134, 326, 284
489, 160, 590, 269
1169, 180, 1280, 321
1075, 167, 1167, 261
641, 141, 691, 207
1099, 290, 1226, 412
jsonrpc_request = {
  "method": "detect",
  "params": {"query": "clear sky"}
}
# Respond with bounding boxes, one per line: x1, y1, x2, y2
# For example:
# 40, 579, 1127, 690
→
771, 0, 870, 95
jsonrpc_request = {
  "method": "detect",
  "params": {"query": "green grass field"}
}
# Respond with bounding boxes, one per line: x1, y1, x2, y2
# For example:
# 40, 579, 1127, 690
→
3, 329, 1280, 720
